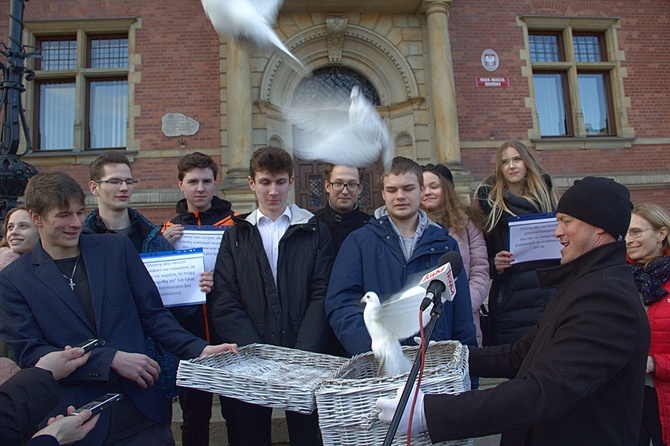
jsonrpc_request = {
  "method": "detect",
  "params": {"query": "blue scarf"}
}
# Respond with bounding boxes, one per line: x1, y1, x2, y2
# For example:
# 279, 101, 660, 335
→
630, 256, 670, 306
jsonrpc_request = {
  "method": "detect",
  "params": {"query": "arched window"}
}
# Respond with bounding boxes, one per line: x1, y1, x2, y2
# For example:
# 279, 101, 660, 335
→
292, 67, 380, 106
291, 67, 383, 213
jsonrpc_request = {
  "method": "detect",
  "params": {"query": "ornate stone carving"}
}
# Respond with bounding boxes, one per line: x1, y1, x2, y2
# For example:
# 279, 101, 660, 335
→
261, 25, 419, 102
268, 134, 284, 149
326, 16, 348, 63
395, 131, 414, 148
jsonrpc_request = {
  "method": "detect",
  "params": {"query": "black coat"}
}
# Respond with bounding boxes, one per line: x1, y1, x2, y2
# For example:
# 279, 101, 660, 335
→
424, 242, 650, 445
314, 202, 371, 357
476, 177, 559, 345
314, 202, 371, 252
209, 206, 334, 353
164, 195, 237, 341
1, 367, 59, 446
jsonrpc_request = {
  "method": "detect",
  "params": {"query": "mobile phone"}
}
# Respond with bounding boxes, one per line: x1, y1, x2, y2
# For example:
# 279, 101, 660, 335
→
74, 339, 105, 353
71, 393, 123, 416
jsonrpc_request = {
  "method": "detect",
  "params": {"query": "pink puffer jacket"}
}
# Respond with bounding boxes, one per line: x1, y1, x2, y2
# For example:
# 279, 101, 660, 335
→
448, 219, 490, 347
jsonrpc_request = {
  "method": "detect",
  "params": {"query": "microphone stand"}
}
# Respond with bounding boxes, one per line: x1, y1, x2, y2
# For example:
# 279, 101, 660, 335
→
381, 292, 444, 446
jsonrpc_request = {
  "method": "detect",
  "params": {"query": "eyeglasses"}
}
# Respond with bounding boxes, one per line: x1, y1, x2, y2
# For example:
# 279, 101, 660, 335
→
328, 181, 360, 192
627, 227, 654, 239
95, 178, 139, 186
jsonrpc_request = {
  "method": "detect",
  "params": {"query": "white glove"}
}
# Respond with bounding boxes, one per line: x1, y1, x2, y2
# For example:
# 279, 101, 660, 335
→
376, 386, 427, 437
413, 336, 436, 347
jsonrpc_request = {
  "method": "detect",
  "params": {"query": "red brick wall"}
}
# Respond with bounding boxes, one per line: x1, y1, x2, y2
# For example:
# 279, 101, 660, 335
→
0, 0, 224, 172
137, 208, 175, 227
448, 0, 670, 210
449, 0, 670, 141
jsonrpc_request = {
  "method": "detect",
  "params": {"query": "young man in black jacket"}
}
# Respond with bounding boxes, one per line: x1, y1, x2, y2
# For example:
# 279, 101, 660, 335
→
209, 146, 334, 446
315, 164, 371, 357
161, 152, 237, 446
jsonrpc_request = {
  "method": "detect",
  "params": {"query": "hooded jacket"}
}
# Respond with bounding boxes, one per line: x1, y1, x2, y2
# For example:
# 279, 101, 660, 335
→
160, 195, 238, 343
83, 208, 172, 254
325, 213, 477, 356
209, 205, 334, 353
162, 196, 236, 229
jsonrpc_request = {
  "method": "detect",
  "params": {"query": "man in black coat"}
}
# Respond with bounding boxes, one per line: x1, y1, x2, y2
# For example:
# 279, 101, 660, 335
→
377, 176, 650, 445
209, 147, 333, 446
315, 163, 371, 357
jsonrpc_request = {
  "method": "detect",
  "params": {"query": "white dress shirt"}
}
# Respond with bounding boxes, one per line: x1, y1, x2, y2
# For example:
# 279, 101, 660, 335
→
256, 207, 292, 283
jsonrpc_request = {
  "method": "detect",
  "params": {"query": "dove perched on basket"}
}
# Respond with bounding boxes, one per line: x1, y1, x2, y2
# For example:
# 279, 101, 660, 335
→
200, 0, 310, 77
361, 285, 431, 376
282, 86, 393, 170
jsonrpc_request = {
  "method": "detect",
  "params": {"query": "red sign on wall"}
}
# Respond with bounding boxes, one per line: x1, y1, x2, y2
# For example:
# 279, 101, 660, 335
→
476, 77, 510, 87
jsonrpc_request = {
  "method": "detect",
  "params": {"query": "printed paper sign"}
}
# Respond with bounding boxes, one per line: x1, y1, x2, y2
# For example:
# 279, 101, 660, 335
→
508, 213, 562, 264
174, 225, 229, 272
140, 248, 205, 307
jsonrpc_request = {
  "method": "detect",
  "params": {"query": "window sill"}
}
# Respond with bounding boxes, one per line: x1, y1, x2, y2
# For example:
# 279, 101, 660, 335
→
23, 149, 138, 166
530, 136, 635, 150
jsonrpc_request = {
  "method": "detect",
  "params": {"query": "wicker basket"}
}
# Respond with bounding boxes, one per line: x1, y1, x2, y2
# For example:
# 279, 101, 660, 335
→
316, 341, 473, 446
176, 343, 348, 414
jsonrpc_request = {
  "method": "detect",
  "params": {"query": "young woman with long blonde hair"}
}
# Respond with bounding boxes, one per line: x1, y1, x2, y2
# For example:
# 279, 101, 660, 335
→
474, 141, 559, 345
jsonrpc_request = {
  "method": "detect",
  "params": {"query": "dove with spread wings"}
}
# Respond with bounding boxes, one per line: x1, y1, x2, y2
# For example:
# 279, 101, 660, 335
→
361, 285, 431, 377
200, 0, 310, 77
282, 86, 393, 170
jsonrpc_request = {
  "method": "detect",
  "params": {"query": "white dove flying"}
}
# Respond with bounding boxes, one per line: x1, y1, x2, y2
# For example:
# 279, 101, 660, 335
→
200, 0, 310, 77
361, 286, 431, 377
283, 86, 393, 169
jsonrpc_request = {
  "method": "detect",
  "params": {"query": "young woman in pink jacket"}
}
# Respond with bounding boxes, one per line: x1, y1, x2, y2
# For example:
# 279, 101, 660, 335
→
627, 202, 670, 446
421, 163, 490, 346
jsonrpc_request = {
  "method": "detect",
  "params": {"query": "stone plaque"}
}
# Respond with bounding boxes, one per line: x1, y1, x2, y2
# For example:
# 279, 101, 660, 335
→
161, 113, 200, 137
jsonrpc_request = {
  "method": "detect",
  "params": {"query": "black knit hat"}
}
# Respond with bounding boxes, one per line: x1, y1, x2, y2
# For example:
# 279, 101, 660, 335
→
556, 176, 633, 241
422, 163, 454, 184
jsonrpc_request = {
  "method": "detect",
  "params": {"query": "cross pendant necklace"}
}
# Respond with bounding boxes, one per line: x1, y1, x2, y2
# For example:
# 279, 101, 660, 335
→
62, 255, 80, 291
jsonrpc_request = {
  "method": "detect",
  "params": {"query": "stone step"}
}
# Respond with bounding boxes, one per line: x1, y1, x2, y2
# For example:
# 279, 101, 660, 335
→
170, 397, 289, 446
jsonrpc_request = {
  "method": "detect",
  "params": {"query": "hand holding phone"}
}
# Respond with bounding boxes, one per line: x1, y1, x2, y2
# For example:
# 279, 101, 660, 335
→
36, 348, 93, 381
74, 339, 105, 353
71, 393, 123, 417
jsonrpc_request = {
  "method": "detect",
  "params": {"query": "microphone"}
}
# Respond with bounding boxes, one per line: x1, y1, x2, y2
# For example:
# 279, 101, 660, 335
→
419, 252, 464, 310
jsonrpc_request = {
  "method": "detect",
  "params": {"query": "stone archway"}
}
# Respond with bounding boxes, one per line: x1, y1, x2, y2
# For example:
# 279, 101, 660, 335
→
260, 21, 424, 211
290, 66, 382, 213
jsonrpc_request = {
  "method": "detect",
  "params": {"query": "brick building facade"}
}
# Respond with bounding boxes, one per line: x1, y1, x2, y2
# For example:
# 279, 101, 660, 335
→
1, 0, 668, 224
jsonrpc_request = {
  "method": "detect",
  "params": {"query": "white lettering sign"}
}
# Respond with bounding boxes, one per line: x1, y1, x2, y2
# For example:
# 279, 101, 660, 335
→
508, 213, 562, 264
140, 249, 205, 307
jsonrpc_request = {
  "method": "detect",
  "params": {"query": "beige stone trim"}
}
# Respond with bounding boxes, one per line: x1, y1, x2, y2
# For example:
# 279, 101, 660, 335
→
422, 0, 460, 165
259, 23, 420, 104
326, 16, 348, 63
